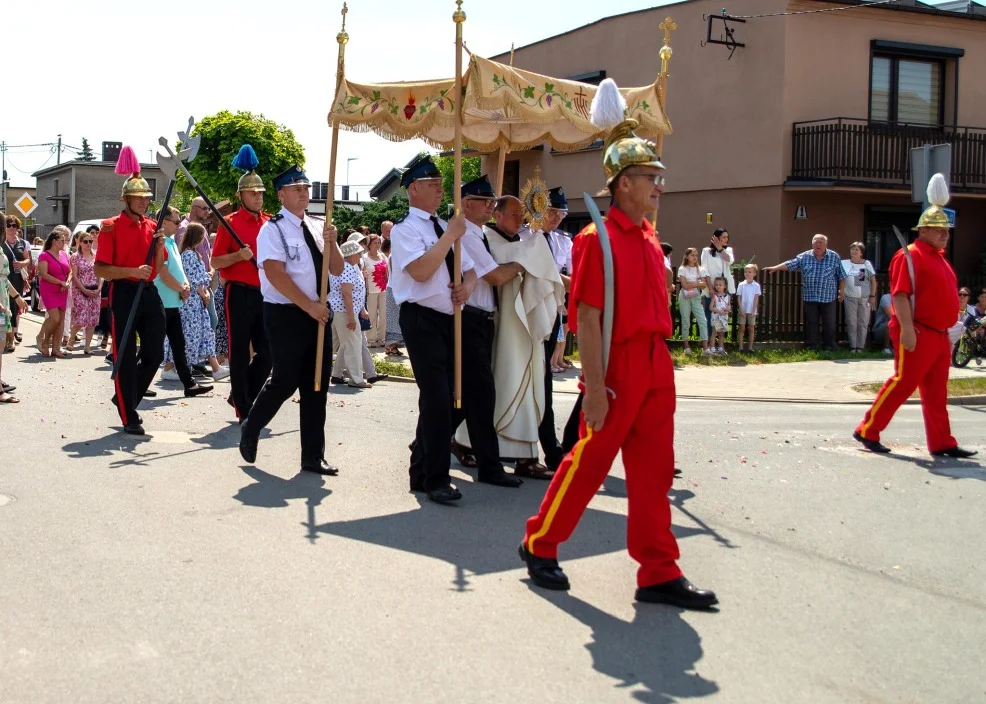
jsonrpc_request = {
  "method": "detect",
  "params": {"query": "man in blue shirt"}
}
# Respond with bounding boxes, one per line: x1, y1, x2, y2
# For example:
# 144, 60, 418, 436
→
764, 234, 846, 350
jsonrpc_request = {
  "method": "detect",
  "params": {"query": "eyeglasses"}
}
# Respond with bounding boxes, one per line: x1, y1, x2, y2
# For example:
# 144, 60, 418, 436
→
626, 171, 666, 187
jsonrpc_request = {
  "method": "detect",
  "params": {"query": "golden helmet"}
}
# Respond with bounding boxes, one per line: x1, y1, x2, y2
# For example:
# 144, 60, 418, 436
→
603, 119, 665, 185
120, 175, 153, 201
237, 171, 266, 193
913, 172, 951, 230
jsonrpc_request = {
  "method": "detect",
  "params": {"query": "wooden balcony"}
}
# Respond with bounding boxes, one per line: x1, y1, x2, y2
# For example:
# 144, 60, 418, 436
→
790, 118, 986, 191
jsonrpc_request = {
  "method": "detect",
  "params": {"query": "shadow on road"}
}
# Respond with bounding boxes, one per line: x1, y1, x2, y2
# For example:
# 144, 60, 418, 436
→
533, 591, 719, 703
232, 466, 333, 545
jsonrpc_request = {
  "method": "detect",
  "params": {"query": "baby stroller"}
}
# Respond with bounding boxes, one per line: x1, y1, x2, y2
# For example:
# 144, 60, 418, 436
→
952, 316, 985, 367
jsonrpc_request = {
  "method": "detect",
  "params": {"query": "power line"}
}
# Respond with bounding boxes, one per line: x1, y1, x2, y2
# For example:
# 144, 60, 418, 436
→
729, 0, 897, 19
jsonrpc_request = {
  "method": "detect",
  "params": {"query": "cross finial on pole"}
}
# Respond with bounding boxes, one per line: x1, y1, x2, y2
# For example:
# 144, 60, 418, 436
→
341, 2, 348, 31
660, 16, 677, 46
453, 0, 466, 23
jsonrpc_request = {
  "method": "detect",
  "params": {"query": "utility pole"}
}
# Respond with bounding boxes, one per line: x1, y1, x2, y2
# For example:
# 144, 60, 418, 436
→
57, 134, 62, 165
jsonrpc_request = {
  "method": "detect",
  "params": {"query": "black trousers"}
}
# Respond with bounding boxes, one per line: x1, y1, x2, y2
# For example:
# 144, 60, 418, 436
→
539, 314, 565, 469
110, 281, 165, 426
164, 307, 195, 389
402, 302, 456, 492
225, 283, 272, 420
242, 303, 331, 465
451, 310, 503, 476
805, 301, 837, 351
562, 392, 584, 455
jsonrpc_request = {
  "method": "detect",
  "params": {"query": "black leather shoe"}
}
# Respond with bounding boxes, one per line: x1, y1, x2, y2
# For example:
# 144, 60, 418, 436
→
367, 374, 389, 384
330, 376, 346, 384
635, 576, 718, 610
853, 431, 891, 454
185, 384, 213, 398
123, 423, 145, 436
143, 390, 157, 398
239, 431, 258, 464
931, 446, 978, 458
110, 396, 142, 425
427, 485, 462, 504
301, 459, 339, 476
478, 470, 523, 488
518, 543, 570, 591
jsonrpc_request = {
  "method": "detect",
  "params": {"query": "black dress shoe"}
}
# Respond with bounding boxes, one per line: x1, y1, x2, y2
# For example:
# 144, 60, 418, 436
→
367, 374, 389, 384
239, 431, 258, 464
427, 485, 462, 504
301, 459, 339, 476
330, 376, 346, 385
143, 390, 157, 398
478, 470, 523, 488
123, 423, 145, 436
853, 431, 891, 454
184, 384, 213, 398
518, 543, 570, 591
192, 363, 210, 375
227, 394, 235, 407
635, 576, 718, 610
931, 446, 978, 458
110, 395, 142, 425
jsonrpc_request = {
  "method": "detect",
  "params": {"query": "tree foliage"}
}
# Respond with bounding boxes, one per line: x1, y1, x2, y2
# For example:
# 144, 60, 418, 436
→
434, 154, 481, 218
77, 138, 95, 162
176, 111, 306, 213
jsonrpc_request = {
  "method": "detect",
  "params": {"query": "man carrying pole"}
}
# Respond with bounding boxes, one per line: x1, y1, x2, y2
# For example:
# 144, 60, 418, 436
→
95, 147, 167, 435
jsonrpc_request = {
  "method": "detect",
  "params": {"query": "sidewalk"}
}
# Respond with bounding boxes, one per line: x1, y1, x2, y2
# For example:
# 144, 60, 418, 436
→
551, 357, 986, 404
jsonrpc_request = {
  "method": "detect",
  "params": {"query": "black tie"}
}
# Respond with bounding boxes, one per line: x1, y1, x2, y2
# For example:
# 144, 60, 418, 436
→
430, 215, 455, 282
481, 230, 499, 310
543, 229, 554, 254
301, 220, 324, 297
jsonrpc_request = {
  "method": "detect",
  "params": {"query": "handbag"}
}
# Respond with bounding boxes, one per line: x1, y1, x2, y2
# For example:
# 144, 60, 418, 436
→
359, 315, 371, 331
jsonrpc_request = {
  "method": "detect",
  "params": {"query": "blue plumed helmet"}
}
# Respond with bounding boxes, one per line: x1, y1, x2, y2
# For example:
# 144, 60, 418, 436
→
232, 144, 265, 192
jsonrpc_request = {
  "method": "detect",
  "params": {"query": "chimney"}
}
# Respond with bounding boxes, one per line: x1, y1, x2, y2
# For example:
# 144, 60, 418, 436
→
341, 185, 350, 201
102, 141, 122, 162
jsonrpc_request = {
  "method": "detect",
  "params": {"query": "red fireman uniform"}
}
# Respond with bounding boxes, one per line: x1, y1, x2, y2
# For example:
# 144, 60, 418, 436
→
523, 206, 682, 588
856, 238, 960, 452
212, 208, 271, 419
96, 211, 167, 427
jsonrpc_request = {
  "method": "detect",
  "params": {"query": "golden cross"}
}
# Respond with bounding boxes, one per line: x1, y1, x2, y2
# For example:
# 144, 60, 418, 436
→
660, 16, 677, 46
341, 2, 348, 31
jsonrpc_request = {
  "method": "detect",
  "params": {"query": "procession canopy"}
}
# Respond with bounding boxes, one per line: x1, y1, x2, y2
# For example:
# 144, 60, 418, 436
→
329, 55, 671, 153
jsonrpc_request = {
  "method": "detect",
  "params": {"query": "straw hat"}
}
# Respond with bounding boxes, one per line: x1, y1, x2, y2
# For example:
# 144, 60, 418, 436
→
341, 240, 364, 257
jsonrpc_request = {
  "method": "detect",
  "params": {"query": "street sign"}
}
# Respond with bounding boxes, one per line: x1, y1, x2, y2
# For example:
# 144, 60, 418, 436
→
14, 192, 37, 217
910, 144, 951, 205
795, 205, 807, 220
943, 207, 956, 227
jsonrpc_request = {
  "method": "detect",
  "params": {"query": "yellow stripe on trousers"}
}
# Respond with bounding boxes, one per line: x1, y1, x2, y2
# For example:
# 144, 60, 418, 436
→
860, 342, 905, 436
527, 428, 594, 554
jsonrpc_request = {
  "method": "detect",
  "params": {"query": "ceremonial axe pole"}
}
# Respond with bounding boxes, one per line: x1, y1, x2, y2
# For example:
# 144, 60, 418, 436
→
111, 119, 200, 380
156, 138, 257, 267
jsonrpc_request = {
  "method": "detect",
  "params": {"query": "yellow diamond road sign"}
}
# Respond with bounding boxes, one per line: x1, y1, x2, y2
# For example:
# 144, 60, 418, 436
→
14, 192, 38, 218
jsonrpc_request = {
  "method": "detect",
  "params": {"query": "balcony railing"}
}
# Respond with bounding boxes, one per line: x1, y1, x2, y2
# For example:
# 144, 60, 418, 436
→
791, 118, 986, 190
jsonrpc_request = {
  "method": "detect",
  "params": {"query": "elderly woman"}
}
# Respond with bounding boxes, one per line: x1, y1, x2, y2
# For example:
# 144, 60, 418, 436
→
841, 241, 877, 353
362, 234, 388, 347
700, 228, 735, 331
36, 226, 72, 357
1, 245, 28, 402
67, 228, 103, 354
329, 240, 372, 388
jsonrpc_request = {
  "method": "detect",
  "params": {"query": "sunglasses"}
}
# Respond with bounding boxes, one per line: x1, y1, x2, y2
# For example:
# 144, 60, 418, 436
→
81, 239, 93, 244
959, 293, 970, 297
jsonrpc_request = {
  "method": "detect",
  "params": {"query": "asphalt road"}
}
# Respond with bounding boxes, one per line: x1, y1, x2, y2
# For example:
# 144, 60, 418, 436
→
1, 351, 984, 703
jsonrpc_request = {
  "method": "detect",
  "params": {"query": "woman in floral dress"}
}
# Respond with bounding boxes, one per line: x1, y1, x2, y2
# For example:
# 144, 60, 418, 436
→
164, 224, 227, 379
68, 232, 102, 354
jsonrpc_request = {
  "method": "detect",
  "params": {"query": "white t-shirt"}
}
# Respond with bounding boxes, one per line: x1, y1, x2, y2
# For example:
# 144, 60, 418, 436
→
736, 280, 762, 314
362, 253, 387, 294
677, 265, 707, 299
329, 261, 366, 314
841, 259, 876, 298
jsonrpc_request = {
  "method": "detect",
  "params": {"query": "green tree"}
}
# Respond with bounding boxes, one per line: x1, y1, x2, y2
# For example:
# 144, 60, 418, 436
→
434, 154, 481, 218
331, 193, 409, 240
76, 138, 95, 162
176, 111, 306, 213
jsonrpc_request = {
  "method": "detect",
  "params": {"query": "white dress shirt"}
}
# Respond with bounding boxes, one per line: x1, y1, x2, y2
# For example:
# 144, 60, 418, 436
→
700, 245, 736, 296
460, 220, 499, 312
256, 207, 322, 305
389, 206, 476, 315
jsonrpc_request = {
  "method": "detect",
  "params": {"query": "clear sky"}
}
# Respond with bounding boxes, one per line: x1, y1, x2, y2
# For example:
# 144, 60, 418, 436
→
1, 0, 678, 191
1, 0, 959, 193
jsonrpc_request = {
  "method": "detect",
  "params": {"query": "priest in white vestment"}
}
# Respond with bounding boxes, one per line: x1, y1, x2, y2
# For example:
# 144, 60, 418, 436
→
454, 196, 564, 477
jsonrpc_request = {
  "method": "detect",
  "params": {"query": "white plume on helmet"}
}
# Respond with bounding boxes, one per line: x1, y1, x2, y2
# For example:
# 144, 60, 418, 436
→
590, 78, 627, 131
926, 172, 950, 207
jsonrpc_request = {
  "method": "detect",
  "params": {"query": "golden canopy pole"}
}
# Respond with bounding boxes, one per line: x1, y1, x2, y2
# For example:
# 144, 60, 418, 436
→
452, 0, 466, 409
652, 16, 676, 230
315, 2, 349, 392
492, 43, 515, 195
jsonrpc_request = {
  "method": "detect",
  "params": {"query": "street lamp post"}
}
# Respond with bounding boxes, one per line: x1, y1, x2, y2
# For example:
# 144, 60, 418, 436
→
345, 157, 358, 201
